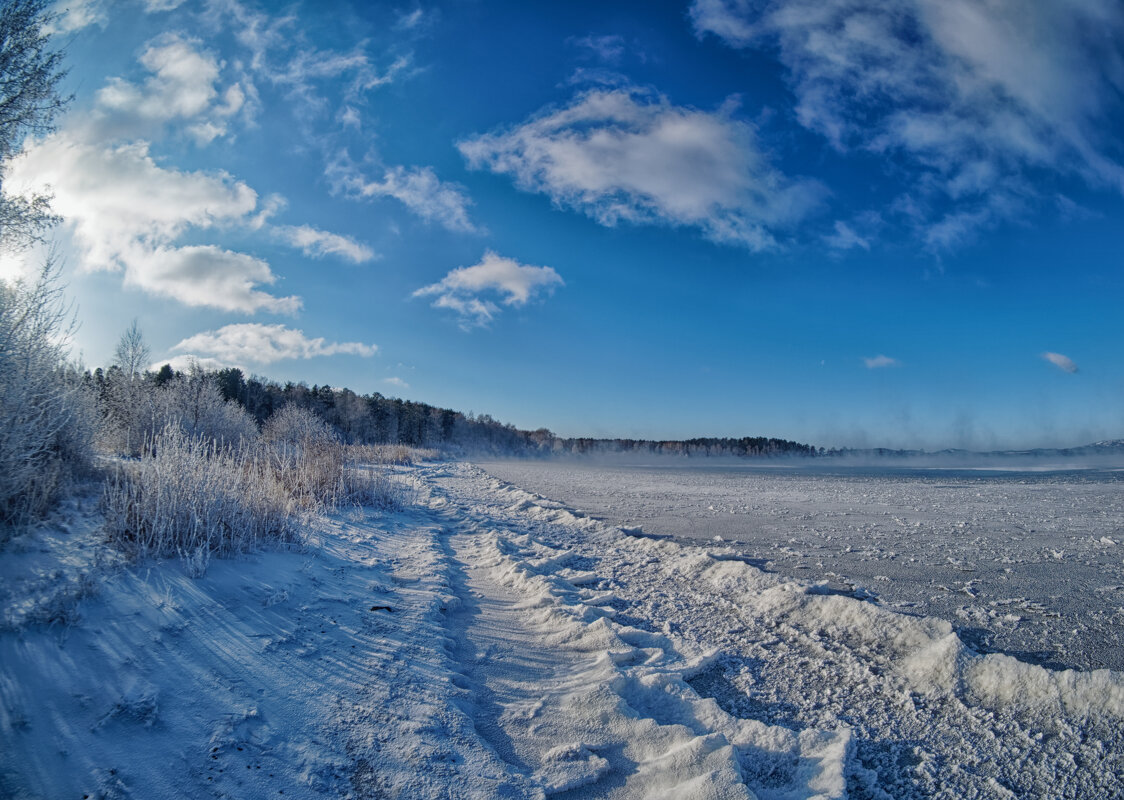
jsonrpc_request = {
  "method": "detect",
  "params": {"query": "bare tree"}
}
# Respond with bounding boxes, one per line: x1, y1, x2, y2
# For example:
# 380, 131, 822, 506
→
113, 319, 150, 381
0, 0, 69, 251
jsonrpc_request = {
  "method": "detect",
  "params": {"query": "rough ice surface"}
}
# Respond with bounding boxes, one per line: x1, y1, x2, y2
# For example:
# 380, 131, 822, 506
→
2, 460, 1122, 799
479, 459, 1124, 672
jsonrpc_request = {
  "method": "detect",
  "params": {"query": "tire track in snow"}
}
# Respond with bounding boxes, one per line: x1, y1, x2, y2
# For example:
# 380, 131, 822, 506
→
418, 469, 851, 800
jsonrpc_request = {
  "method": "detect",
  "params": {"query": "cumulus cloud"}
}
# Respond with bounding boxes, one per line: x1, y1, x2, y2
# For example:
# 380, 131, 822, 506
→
275, 225, 376, 263
91, 35, 247, 142
459, 88, 823, 250
329, 157, 477, 233
173, 323, 376, 365
7, 135, 301, 313
1042, 352, 1078, 374
383, 376, 410, 389
413, 251, 564, 329
691, 0, 1124, 243
863, 355, 899, 369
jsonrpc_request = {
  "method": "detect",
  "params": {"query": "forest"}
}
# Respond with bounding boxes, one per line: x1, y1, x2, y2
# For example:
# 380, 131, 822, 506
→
86, 360, 820, 459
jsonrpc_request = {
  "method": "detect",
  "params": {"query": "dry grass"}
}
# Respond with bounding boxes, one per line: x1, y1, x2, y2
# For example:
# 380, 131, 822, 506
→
102, 411, 413, 569
102, 426, 298, 560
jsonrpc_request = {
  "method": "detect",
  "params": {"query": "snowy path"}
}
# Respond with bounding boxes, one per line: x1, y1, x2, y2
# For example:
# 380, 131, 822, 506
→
2, 461, 1123, 798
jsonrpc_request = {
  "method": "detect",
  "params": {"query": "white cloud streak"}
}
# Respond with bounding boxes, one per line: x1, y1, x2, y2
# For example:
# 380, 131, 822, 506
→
329, 157, 478, 233
1042, 352, 1078, 374
413, 251, 564, 329
275, 225, 376, 263
824, 220, 870, 251
173, 323, 376, 365
459, 88, 823, 250
863, 355, 899, 369
691, 0, 1124, 244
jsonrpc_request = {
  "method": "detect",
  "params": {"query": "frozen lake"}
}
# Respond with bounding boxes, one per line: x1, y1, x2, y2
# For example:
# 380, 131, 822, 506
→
478, 459, 1124, 672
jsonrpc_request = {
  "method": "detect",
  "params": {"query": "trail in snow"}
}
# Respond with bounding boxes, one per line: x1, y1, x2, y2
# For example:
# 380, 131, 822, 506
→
2, 461, 1122, 799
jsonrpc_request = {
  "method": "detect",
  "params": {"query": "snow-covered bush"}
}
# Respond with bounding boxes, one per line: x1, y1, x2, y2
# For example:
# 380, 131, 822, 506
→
100, 371, 258, 456
158, 374, 258, 447
102, 424, 297, 560
262, 405, 349, 509
102, 406, 409, 569
339, 458, 407, 510
0, 264, 97, 533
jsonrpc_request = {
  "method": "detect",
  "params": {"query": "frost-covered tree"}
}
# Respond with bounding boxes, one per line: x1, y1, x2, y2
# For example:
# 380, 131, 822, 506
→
0, 0, 69, 250
0, 259, 96, 531
113, 319, 150, 381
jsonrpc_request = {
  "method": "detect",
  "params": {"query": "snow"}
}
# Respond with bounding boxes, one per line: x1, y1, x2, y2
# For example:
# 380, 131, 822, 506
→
479, 459, 1124, 673
2, 460, 1123, 798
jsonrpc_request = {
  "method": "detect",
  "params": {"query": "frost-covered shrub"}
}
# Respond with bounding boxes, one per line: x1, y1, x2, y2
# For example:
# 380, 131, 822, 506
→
0, 265, 97, 533
101, 371, 258, 456
102, 425, 297, 560
262, 405, 347, 509
158, 374, 258, 447
340, 459, 406, 510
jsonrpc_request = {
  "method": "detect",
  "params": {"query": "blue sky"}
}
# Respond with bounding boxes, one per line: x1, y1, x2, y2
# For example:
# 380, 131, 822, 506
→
4, 0, 1123, 448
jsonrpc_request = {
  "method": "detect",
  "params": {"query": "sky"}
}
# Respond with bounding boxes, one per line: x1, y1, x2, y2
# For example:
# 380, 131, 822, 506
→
3, 0, 1123, 449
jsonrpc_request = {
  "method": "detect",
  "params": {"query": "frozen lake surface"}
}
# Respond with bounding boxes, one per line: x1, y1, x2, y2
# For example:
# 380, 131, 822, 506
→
478, 459, 1124, 672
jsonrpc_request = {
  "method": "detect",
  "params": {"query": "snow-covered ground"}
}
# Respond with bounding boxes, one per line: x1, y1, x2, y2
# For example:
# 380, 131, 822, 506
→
2, 460, 1122, 798
479, 459, 1124, 673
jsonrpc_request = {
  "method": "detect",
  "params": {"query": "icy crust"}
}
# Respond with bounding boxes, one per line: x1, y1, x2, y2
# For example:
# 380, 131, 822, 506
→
468, 527, 852, 799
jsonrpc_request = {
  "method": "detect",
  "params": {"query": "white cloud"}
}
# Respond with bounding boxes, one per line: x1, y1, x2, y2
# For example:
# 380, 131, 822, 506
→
153, 354, 233, 373
6, 135, 303, 313
459, 88, 823, 250
125, 244, 300, 314
98, 36, 220, 121
1042, 352, 1078, 374
338, 106, 361, 129
570, 34, 626, 64
383, 376, 409, 389
46, 0, 105, 33
144, 0, 187, 10
173, 323, 376, 365
824, 220, 869, 251
275, 225, 376, 263
691, 0, 1124, 242
329, 157, 477, 233
91, 35, 247, 142
863, 355, 899, 369
413, 251, 564, 329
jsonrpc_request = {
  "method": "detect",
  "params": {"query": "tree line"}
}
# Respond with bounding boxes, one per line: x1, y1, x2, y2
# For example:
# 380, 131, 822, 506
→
83, 360, 819, 459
